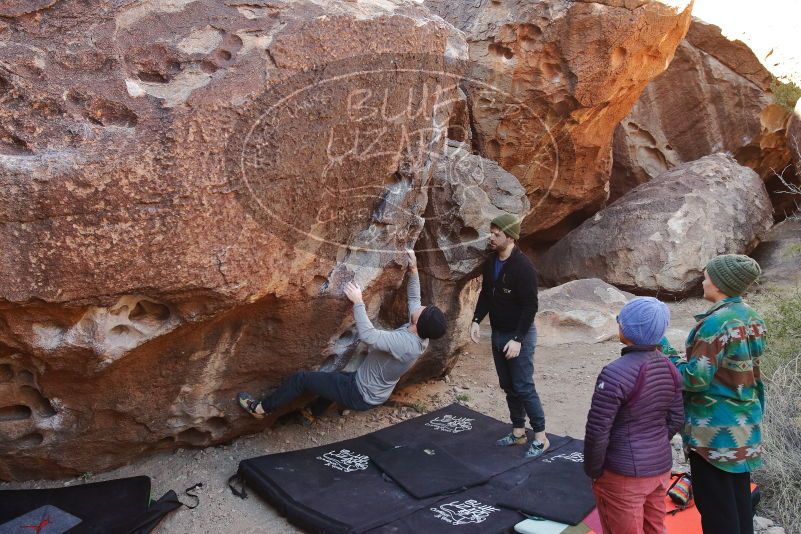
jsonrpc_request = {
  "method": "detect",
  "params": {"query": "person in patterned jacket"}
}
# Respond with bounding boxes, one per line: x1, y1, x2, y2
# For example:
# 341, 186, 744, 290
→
664, 254, 765, 534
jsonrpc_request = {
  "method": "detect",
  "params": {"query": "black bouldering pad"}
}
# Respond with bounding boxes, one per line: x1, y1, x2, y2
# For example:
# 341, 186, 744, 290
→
369, 442, 488, 499
367, 404, 571, 480
235, 404, 573, 533
495, 438, 595, 525
367, 484, 526, 534
238, 434, 441, 533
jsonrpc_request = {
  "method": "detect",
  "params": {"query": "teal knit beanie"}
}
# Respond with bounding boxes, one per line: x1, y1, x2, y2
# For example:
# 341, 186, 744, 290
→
705, 254, 761, 296
491, 214, 521, 240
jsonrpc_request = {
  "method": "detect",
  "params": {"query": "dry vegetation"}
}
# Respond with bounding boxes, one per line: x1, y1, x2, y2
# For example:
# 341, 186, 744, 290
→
752, 288, 801, 533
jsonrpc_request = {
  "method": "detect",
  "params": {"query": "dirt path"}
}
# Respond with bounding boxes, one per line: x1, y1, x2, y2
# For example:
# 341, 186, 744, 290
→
1, 299, 703, 533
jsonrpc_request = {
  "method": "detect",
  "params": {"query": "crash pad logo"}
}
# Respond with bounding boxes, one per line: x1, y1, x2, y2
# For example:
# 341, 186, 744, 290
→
543, 451, 584, 464
430, 499, 500, 525
425, 414, 474, 434
0, 505, 81, 533
316, 449, 370, 472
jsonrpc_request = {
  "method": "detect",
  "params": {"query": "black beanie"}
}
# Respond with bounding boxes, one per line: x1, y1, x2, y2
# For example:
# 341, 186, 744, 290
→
416, 305, 447, 340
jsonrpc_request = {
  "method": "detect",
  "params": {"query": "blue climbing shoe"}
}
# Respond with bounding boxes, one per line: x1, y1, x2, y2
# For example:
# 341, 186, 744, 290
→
496, 432, 527, 447
524, 438, 550, 458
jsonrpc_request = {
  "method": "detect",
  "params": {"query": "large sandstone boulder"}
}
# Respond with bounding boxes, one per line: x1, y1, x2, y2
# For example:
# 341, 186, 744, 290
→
0, 0, 694, 481
539, 154, 774, 295
0, 0, 474, 480
535, 279, 634, 347
612, 20, 794, 204
423, 0, 693, 242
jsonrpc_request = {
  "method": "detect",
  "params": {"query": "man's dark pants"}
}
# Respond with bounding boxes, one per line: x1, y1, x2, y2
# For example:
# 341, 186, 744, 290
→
260, 371, 374, 413
491, 325, 545, 432
690, 451, 754, 534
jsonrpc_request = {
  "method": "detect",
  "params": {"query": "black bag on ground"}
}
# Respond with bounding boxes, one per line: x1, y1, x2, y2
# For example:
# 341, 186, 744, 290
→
0, 476, 183, 534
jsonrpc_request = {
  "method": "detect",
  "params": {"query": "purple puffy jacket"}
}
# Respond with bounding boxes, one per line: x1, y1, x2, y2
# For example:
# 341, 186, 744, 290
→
583, 345, 684, 479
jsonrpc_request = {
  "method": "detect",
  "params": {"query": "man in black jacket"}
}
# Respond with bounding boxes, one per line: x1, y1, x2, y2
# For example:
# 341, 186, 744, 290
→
470, 214, 548, 458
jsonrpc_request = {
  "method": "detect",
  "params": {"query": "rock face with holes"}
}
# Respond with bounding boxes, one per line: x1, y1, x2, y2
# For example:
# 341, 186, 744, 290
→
423, 141, 530, 281
423, 0, 693, 243
0, 359, 58, 458
0, 0, 471, 480
539, 154, 774, 295
611, 20, 794, 208
535, 279, 635, 347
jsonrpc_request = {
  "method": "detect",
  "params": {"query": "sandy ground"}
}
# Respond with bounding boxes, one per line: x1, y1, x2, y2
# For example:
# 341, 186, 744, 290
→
2, 298, 703, 533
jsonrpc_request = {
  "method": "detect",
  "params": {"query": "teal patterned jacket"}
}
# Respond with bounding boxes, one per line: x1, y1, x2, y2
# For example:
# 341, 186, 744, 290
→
661, 296, 766, 473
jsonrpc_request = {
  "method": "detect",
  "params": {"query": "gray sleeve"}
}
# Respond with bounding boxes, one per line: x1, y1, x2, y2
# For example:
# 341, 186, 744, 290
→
407, 272, 422, 318
353, 303, 414, 360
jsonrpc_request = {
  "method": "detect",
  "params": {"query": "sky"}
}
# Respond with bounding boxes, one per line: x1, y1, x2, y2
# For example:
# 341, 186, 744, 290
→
692, 0, 801, 85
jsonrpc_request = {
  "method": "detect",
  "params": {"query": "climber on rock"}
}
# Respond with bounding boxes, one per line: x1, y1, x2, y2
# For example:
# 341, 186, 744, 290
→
237, 249, 447, 419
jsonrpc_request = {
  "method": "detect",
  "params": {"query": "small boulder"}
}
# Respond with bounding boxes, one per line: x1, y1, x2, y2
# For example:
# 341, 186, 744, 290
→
535, 279, 634, 347
753, 516, 775, 531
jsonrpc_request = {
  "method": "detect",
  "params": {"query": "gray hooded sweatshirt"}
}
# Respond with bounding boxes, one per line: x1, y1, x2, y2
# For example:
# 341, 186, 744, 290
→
353, 273, 428, 405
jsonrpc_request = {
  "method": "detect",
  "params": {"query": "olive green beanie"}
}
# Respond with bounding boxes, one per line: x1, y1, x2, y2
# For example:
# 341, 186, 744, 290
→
705, 254, 761, 296
491, 214, 521, 240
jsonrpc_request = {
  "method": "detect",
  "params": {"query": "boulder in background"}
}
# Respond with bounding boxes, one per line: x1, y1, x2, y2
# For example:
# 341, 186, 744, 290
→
535, 279, 634, 347
540, 154, 774, 295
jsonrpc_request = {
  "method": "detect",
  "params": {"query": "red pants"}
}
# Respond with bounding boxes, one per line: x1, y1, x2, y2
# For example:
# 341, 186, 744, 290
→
592, 469, 670, 534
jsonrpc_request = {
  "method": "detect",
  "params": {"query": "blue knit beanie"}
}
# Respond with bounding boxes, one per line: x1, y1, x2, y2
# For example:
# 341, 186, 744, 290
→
618, 297, 670, 345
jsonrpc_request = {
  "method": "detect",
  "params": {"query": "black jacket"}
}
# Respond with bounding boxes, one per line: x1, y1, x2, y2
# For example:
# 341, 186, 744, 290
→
472, 246, 539, 340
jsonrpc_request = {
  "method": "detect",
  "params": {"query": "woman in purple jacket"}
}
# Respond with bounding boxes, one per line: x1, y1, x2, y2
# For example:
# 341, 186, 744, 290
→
584, 297, 684, 534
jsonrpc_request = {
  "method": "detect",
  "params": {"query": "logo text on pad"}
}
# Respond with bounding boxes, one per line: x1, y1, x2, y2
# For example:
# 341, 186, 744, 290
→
316, 449, 370, 472
425, 415, 474, 433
